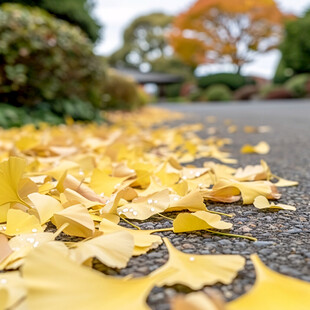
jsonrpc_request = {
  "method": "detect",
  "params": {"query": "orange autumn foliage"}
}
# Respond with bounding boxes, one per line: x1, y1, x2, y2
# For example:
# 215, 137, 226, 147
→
169, 0, 291, 69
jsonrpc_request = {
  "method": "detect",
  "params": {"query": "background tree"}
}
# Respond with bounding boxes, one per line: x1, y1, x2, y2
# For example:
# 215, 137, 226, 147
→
0, 0, 100, 41
108, 12, 193, 78
169, 0, 287, 72
280, 9, 310, 75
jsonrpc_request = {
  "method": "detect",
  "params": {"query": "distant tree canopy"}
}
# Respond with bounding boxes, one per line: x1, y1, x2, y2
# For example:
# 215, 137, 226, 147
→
169, 0, 288, 72
108, 12, 193, 79
280, 10, 310, 75
0, 0, 101, 41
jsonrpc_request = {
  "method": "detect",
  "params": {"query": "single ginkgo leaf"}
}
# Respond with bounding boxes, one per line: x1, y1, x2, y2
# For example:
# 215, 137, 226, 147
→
0, 203, 10, 223
22, 243, 173, 310
62, 188, 104, 209
171, 292, 226, 310
154, 238, 245, 289
0, 157, 29, 207
272, 175, 299, 187
53, 205, 95, 238
227, 254, 310, 310
0, 231, 58, 270
99, 219, 162, 256
212, 179, 280, 204
234, 165, 268, 181
90, 169, 127, 197
28, 193, 63, 224
173, 211, 232, 233
0, 271, 26, 310
4, 209, 43, 236
166, 191, 207, 212
118, 189, 170, 220
70, 231, 134, 268
253, 196, 296, 211
241, 141, 270, 155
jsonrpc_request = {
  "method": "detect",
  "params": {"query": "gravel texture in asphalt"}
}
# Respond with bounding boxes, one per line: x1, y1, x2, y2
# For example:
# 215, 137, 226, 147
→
71, 101, 310, 308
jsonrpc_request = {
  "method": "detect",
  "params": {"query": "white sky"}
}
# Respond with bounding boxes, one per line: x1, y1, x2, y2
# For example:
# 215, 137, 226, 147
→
93, 0, 310, 78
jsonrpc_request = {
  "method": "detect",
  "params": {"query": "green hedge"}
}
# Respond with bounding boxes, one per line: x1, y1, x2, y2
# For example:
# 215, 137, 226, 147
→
197, 73, 254, 90
0, 3, 105, 107
102, 69, 148, 110
204, 84, 232, 101
284, 74, 310, 97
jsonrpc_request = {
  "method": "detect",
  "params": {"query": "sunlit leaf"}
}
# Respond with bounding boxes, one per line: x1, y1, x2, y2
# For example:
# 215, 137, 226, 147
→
253, 196, 296, 211
227, 254, 310, 310
154, 238, 245, 289
241, 141, 270, 154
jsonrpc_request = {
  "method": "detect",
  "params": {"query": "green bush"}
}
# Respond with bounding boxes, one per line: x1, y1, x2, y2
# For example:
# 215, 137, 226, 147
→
273, 57, 294, 84
204, 84, 232, 102
281, 11, 310, 75
284, 74, 310, 97
0, 4, 105, 107
0, 0, 100, 42
102, 69, 147, 110
197, 73, 254, 90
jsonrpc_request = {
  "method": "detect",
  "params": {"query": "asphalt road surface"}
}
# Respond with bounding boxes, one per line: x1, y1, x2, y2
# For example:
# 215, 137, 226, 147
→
98, 100, 310, 309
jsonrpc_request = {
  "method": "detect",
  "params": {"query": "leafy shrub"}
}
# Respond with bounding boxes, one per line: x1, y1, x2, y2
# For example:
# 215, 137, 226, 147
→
0, 100, 104, 128
261, 85, 293, 100
273, 57, 294, 84
234, 85, 259, 101
0, 4, 105, 107
0, 0, 100, 42
280, 10, 310, 75
284, 74, 310, 98
197, 73, 254, 90
204, 84, 232, 102
102, 69, 148, 110
163, 84, 183, 98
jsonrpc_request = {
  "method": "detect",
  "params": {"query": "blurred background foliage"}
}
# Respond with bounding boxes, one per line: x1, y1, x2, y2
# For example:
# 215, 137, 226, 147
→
1, 0, 310, 129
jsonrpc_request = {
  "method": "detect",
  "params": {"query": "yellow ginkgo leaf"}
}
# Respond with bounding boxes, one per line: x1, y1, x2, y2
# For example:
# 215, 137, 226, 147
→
53, 205, 95, 238
272, 175, 299, 187
70, 231, 134, 268
166, 190, 207, 212
0, 203, 10, 223
234, 164, 268, 181
155, 162, 180, 186
90, 168, 127, 197
171, 292, 226, 310
227, 254, 310, 310
99, 219, 162, 256
118, 189, 170, 220
0, 157, 29, 207
4, 209, 43, 236
0, 271, 26, 310
241, 141, 270, 154
42, 161, 80, 180
22, 243, 173, 310
173, 211, 232, 233
211, 179, 280, 204
154, 238, 245, 289
28, 193, 63, 224
62, 188, 104, 209
0, 232, 58, 270
253, 196, 296, 211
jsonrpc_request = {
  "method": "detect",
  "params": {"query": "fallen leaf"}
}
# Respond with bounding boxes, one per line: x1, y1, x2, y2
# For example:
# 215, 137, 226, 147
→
70, 231, 134, 268
3, 209, 43, 236
99, 219, 162, 256
241, 141, 270, 154
22, 243, 172, 310
227, 254, 310, 310
53, 205, 95, 238
154, 238, 245, 289
173, 211, 232, 233
253, 196, 296, 211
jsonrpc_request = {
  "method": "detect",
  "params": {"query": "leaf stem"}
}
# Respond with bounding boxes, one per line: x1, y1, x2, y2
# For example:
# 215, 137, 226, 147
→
120, 216, 141, 230
205, 229, 257, 241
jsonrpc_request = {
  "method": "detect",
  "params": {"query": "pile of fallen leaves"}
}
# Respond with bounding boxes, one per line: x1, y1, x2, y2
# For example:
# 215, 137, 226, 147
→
0, 107, 308, 310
